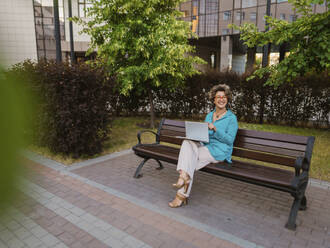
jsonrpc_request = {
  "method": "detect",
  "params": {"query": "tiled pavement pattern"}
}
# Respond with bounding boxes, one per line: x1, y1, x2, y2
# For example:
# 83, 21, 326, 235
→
1, 151, 329, 248
70, 153, 330, 248
1, 154, 242, 248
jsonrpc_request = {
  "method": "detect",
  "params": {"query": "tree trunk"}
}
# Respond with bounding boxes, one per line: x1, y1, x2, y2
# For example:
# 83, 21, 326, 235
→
246, 47, 256, 73
259, 93, 265, 124
279, 43, 286, 62
148, 87, 155, 128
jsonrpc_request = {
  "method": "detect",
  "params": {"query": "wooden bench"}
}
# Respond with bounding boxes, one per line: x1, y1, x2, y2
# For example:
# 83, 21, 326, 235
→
132, 118, 315, 230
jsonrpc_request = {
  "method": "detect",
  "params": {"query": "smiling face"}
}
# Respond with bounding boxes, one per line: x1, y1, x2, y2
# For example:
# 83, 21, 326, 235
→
214, 91, 228, 110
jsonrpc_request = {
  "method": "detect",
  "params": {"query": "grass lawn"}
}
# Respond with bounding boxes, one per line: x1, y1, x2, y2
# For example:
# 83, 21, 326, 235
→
29, 116, 330, 181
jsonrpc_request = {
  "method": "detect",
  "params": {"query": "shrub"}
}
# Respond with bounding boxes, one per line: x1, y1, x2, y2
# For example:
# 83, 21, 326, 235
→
9, 60, 114, 157
121, 69, 330, 127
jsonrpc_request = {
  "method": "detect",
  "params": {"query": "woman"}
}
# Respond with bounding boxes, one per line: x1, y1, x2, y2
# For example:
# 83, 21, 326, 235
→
169, 84, 238, 208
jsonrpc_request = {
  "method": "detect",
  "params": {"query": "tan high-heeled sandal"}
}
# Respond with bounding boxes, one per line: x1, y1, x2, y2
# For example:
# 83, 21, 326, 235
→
168, 193, 188, 208
172, 171, 191, 193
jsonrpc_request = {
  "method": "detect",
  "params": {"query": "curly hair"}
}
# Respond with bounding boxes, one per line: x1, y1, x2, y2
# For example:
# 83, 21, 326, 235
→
208, 84, 232, 103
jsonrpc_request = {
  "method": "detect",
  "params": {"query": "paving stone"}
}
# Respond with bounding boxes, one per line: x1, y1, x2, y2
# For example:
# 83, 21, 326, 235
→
140, 234, 164, 248
0, 239, 7, 248
29, 226, 48, 238
13, 227, 31, 240
23, 235, 42, 247
0, 229, 15, 242
103, 237, 125, 248
69, 207, 85, 217
108, 227, 128, 240
122, 235, 146, 248
70, 241, 85, 248
0, 223, 5, 232
40, 233, 61, 247
57, 232, 75, 246
306, 241, 327, 248
53, 243, 69, 248
88, 228, 107, 241
6, 238, 25, 248
55, 208, 71, 218
45, 224, 65, 237
61, 223, 80, 236
85, 239, 109, 248
5, 220, 21, 232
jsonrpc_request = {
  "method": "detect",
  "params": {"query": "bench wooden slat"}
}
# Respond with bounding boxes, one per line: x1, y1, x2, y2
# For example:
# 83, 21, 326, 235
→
232, 148, 296, 167
237, 129, 309, 145
163, 119, 186, 127
160, 129, 185, 137
134, 144, 295, 189
161, 124, 185, 133
134, 144, 180, 164
159, 135, 184, 145
234, 136, 307, 152
203, 161, 294, 189
234, 143, 305, 158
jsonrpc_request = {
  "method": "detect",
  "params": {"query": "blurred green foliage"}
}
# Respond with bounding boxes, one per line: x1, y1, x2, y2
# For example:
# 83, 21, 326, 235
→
0, 65, 32, 213
232, 0, 330, 86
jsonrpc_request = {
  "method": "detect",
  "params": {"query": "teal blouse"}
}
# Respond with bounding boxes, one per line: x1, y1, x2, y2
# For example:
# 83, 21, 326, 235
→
203, 109, 238, 163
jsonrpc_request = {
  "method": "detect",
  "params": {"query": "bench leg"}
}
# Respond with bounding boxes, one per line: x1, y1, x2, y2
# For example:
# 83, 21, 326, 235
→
285, 196, 301, 230
134, 158, 149, 178
286, 181, 308, 230
299, 196, 307, 211
155, 159, 164, 170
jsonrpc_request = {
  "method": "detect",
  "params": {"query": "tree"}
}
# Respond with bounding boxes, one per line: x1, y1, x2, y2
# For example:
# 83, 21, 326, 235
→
73, 0, 205, 127
233, 0, 330, 86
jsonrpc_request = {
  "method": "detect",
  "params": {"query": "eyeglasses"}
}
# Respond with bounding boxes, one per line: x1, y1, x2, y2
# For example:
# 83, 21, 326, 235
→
215, 96, 227, 100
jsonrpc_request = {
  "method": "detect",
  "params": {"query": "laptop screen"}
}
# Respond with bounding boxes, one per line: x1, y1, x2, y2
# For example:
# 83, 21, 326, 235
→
185, 121, 209, 143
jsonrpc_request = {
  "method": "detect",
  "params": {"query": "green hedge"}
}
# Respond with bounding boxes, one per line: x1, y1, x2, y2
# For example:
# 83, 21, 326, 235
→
106, 69, 330, 127
9, 61, 113, 157
152, 70, 330, 127
9, 61, 329, 159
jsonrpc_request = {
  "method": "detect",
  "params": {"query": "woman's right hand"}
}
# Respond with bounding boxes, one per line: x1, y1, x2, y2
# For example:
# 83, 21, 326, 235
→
208, 122, 216, 132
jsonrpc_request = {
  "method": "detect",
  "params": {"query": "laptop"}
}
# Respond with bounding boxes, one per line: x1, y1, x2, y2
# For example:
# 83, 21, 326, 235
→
176, 121, 209, 143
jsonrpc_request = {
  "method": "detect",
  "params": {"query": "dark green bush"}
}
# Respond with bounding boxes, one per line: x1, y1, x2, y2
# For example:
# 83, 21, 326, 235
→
10, 60, 113, 157
124, 70, 330, 127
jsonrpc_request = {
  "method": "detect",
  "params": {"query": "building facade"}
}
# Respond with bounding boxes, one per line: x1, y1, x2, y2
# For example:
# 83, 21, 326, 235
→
0, 0, 92, 67
0, 0, 327, 71
0, 0, 38, 66
180, 0, 328, 73
32, 0, 92, 62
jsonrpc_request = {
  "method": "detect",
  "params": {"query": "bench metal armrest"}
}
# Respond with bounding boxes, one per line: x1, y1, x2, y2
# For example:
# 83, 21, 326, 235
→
294, 156, 310, 176
291, 170, 309, 189
137, 130, 159, 145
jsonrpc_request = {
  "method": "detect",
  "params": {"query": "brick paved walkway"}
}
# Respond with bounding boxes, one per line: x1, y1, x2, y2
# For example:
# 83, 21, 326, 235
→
1, 150, 329, 248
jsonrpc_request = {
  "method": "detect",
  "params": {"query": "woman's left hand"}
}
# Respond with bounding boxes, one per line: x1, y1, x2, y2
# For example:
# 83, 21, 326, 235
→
208, 122, 216, 132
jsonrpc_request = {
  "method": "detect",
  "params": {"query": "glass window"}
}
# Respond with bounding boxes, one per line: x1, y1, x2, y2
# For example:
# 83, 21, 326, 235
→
250, 12, 257, 21
223, 11, 231, 20
280, 13, 285, 20
242, 0, 257, 8
78, 0, 92, 18
277, 0, 288, 2
210, 53, 216, 68
199, 0, 205, 14
206, 13, 218, 36
289, 15, 297, 22
205, 0, 218, 14
236, 11, 245, 21
222, 28, 229, 35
